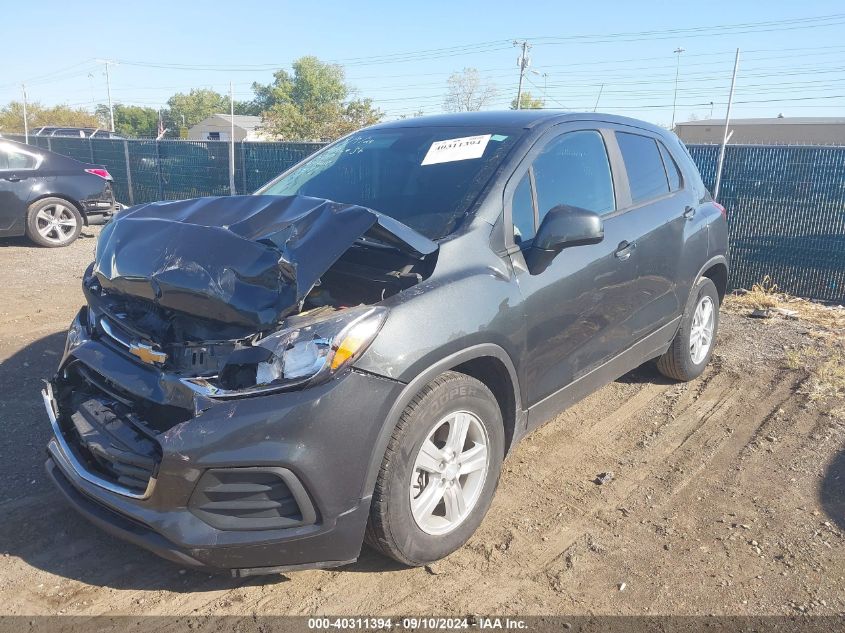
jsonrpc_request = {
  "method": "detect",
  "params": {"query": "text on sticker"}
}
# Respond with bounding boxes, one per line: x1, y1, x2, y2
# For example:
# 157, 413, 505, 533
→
421, 134, 492, 166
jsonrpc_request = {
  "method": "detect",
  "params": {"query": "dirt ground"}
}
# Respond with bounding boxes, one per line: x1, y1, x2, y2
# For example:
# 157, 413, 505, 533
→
0, 227, 843, 617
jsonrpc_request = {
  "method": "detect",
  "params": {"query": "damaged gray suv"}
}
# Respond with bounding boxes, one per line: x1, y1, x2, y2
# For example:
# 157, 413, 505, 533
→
43, 111, 728, 575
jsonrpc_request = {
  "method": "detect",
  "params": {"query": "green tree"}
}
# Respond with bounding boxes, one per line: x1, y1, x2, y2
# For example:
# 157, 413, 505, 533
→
254, 56, 383, 141
0, 101, 100, 133
165, 89, 230, 129
510, 92, 545, 110
443, 68, 497, 112
95, 103, 160, 137
160, 89, 259, 137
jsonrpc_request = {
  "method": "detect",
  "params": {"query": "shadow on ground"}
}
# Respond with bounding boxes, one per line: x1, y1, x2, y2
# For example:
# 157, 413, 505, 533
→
0, 230, 98, 249
820, 443, 845, 533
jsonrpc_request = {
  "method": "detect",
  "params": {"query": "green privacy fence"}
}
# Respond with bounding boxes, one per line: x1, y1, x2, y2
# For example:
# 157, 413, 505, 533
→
6, 135, 845, 303
8, 135, 324, 206
687, 143, 845, 303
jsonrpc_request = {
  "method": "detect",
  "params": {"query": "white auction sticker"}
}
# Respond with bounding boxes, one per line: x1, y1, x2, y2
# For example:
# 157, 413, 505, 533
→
421, 134, 492, 166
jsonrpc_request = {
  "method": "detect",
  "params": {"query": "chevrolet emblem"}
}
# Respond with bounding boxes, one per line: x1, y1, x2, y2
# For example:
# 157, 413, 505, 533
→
128, 342, 167, 365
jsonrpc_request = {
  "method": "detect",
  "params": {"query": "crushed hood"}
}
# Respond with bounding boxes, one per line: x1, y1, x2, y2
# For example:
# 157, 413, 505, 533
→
92, 195, 437, 329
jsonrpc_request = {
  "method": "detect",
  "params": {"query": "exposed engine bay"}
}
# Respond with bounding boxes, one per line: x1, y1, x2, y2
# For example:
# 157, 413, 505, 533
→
78, 195, 438, 405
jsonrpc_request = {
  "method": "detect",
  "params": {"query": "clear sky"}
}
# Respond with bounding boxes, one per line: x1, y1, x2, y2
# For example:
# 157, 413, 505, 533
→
3, 0, 844, 127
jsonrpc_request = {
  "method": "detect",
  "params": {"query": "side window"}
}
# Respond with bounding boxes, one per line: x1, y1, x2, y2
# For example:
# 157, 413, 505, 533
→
532, 130, 615, 223
657, 141, 682, 191
0, 147, 37, 170
511, 172, 536, 244
616, 132, 670, 203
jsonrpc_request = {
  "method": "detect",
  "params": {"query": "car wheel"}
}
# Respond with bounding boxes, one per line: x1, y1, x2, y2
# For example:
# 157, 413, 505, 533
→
25, 197, 83, 247
656, 276, 720, 382
365, 371, 504, 566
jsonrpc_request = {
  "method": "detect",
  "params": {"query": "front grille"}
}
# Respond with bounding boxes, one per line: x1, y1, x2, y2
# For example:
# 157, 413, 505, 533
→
98, 315, 231, 375
64, 397, 160, 494
189, 468, 317, 531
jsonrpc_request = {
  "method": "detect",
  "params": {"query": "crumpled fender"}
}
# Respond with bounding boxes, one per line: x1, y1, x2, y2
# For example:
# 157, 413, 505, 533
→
92, 195, 437, 329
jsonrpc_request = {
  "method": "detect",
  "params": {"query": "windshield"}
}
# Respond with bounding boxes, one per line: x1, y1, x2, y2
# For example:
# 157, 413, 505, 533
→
258, 126, 522, 239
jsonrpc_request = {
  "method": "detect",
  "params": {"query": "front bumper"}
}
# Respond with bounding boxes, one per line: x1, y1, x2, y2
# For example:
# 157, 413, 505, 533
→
44, 314, 404, 574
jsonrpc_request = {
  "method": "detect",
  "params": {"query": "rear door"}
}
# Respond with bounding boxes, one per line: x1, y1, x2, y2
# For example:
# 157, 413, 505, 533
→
611, 126, 706, 332
0, 143, 40, 236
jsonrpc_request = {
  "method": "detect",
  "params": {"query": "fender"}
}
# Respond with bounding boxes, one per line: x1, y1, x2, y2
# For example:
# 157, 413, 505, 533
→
693, 253, 729, 301
359, 342, 524, 499
695, 254, 729, 284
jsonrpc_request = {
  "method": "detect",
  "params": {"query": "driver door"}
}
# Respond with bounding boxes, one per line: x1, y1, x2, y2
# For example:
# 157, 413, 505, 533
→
507, 125, 649, 421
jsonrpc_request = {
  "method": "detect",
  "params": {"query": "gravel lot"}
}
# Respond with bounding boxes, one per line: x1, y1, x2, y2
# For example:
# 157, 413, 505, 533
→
0, 227, 843, 616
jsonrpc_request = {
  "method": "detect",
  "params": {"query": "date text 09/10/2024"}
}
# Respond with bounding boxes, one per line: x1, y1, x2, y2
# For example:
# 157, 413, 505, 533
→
307, 617, 528, 630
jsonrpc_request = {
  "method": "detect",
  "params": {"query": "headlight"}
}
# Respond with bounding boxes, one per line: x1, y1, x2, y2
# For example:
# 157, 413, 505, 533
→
64, 308, 87, 355
187, 307, 387, 397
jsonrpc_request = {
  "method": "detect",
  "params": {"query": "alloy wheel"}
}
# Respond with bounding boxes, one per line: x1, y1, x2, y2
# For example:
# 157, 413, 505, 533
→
689, 295, 715, 364
409, 410, 490, 536
35, 203, 78, 245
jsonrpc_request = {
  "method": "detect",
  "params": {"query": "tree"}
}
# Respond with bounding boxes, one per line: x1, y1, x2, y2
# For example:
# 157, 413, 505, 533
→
165, 89, 230, 129
95, 103, 159, 137
254, 56, 383, 141
443, 68, 497, 112
510, 91, 544, 110
0, 101, 100, 134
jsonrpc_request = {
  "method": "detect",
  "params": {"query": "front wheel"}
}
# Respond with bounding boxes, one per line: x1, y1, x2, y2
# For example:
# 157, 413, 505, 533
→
365, 371, 504, 566
656, 277, 720, 382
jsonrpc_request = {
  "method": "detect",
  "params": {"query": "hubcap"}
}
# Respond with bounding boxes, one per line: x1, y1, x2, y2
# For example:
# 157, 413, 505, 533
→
35, 203, 77, 244
410, 410, 489, 536
690, 295, 715, 364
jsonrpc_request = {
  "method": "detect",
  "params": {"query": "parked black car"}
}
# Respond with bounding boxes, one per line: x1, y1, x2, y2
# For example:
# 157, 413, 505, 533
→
43, 111, 728, 575
0, 138, 117, 246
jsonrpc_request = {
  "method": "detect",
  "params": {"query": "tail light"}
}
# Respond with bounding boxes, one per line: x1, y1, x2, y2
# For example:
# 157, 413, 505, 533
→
713, 202, 727, 219
85, 168, 112, 181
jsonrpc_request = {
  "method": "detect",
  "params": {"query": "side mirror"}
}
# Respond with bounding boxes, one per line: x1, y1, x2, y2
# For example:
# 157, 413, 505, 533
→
525, 204, 604, 274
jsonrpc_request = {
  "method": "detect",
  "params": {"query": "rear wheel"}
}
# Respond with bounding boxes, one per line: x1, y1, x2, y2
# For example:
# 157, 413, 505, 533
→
365, 371, 504, 566
25, 197, 82, 247
656, 277, 720, 381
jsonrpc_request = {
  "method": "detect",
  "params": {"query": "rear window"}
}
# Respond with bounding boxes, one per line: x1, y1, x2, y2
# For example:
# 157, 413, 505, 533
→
616, 132, 669, 204
0, 145, 37, 170
658, 141, 682, 191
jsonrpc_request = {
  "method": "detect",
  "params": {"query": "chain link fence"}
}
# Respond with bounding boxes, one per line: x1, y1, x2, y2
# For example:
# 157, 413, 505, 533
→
5, 135, 845, 303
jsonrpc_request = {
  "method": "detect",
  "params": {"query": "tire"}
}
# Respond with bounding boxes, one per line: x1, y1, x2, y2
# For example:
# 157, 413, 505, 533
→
365, 371, 505, 566
25, 197, 83, 247
656, 277, 720, 382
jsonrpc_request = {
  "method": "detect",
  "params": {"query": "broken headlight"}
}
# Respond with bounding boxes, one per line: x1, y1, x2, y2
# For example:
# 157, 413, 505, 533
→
195, 307, 387, 396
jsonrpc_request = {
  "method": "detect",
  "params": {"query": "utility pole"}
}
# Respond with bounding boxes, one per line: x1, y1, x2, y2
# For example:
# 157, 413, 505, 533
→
229, 81, 236, 196
714, 48, 740, 203
593, 83, 604, 112
96, 60, 116, 132
513, 40, 531, 110
709, 101, 715, 119
671, 47, 685, 130
21, 84, 29, 144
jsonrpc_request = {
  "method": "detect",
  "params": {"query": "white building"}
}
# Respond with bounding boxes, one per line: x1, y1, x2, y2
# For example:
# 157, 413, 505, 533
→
674, 117, 845, 145
187, 114, 273, 142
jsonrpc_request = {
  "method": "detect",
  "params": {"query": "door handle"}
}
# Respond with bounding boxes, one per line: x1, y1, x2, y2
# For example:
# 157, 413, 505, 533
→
3, 174, 22, 182
683, 206, 696, 219
614, 240, 637, 260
